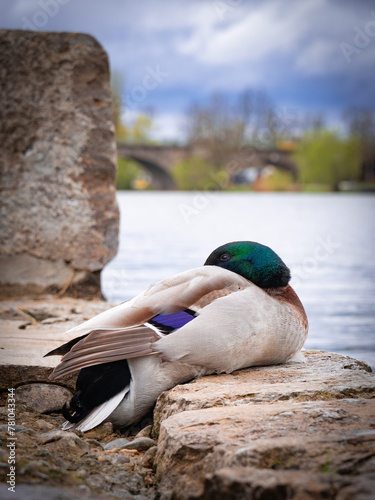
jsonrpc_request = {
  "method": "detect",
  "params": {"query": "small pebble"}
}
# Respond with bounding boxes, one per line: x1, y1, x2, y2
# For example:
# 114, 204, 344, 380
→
16, 383, 72, 414
85, 421, 113, 440
34, 419, 56, 433
121, 437, 157, 452
104, 437, 131, 451
141, 446, 157, 468
41, 429, 82, 445
85, 438, 104, 449
111, 455, 131, 466
0, 424, 38, 436
135, 424, 152, 439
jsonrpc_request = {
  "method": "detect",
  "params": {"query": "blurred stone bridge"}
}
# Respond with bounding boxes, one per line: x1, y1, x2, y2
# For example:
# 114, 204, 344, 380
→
116, 143, 298, 190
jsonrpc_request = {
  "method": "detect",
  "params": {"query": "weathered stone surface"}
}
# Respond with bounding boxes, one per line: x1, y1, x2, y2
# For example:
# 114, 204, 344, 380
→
16, 383, 72, 413
0, 424, 38, 436
0, 297, 111, 389
0, 30, 119, 297
153, 350, 374, 434
198, 467, 375, 500
156, 399, 375, 498
0, 484, 94, 500
34, 418, 56, 433
154, 351, 375, 499
0, 410, 158, 499
0, 297, 158, 498
42, 430, 90, 455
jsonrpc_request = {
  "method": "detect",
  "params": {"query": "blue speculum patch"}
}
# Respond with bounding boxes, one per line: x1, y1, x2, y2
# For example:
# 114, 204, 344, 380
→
150, 309, 196, 334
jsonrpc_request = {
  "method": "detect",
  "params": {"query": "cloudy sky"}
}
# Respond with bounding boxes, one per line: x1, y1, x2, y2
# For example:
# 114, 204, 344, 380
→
1, 0, 374, 141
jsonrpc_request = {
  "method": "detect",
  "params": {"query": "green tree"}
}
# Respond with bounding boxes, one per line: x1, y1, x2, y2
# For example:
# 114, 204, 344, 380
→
173, 157, 227, 190
294, 130, 361, 190
116, 113, 155, 144
129, 115, 154, 143
343, 108, 375, 182
116, 157, 142, 190
111, 70, 154, 143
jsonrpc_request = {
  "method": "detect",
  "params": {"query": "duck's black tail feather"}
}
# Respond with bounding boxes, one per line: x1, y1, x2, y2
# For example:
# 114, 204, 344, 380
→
62, 359, 131, 424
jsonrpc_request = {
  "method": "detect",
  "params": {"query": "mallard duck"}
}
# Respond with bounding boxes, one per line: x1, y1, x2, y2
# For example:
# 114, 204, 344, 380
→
46, 241, 308, 432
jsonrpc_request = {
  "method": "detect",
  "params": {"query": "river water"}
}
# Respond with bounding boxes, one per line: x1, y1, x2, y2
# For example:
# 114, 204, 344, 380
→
102, 191, 375, 369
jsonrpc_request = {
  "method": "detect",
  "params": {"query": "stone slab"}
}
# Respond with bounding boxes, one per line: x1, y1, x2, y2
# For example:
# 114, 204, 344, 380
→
0, 297, 112, 388
0, 30, 119, 297
154, 351, 375, 499
153, 350, 374, 431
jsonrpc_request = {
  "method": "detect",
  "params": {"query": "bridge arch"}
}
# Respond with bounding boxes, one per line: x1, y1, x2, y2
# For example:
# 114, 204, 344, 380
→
116, 143, 298, 189
260, 150, 298, 181
118, 153, 176, 190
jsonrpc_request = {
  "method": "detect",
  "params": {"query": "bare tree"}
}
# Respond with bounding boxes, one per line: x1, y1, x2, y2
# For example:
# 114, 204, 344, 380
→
186, 89, 279, 169
111, 70, 124, 138
343, 107, 375, 181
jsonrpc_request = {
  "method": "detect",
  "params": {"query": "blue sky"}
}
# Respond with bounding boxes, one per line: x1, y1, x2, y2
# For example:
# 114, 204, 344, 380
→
1, 0, 374, 141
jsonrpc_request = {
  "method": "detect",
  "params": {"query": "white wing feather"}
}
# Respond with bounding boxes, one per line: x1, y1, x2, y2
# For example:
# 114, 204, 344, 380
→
61, 386, 129, 432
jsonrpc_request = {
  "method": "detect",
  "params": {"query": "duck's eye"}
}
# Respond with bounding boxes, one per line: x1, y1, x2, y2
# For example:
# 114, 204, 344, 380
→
219, 253, 230, 262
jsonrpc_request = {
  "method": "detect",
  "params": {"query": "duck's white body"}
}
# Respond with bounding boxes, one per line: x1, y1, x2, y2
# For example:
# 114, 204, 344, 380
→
48, 265, 308, 432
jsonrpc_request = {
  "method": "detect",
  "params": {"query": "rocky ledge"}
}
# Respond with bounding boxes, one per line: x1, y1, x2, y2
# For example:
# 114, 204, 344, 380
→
0, 298, 374, 499
154, 350, 375, 499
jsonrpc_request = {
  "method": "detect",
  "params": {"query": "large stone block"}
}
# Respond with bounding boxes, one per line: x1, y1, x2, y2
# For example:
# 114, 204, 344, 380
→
0, 30, 119, 297
154, 351, 375, 499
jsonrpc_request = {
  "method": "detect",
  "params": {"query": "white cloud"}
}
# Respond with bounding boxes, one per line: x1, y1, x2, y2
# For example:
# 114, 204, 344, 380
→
150, 112, 187, 143
295, 38, 343, 76
2, 0, 373, 125
173, 0, 375, 86
9, 0, 37, 16
176, 0, 317, 65
294, 4, 375, 76
128, 1, 216, 32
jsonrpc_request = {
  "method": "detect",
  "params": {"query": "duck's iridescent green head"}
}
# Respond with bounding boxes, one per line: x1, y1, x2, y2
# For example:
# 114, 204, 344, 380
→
204, 241, 291, 289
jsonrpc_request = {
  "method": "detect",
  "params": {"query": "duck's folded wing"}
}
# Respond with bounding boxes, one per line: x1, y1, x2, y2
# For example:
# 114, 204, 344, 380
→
47, 266, 251, 378
49, 325, 158, 380
61, 266, 250, 336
